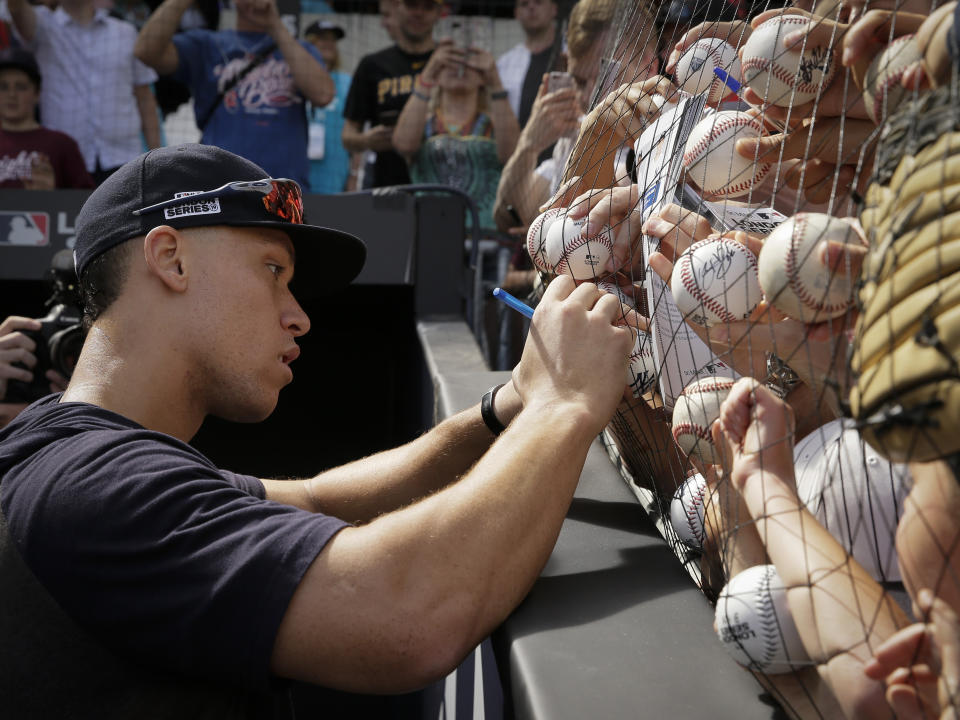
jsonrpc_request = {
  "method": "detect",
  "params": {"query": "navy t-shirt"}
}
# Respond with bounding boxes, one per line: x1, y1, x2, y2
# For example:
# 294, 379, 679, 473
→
0, 396, 348, 687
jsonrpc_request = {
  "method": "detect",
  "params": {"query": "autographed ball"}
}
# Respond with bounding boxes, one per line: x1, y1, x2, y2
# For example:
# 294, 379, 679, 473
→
670, 472, 708, 550
757, 213, 857, 324
545, 214, 614, 279
863, 35, 922, 124
715, 564, 810, 673
683, 111, 770, 198
671, 375, 737, 466
675, 38, 742, 105
627, 331, 657, 397
527, 207, 563, 272
671, 237, 762, 327
741, 16, 836, 106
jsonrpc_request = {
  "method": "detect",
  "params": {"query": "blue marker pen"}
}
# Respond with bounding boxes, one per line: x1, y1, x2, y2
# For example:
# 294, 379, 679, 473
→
492, 287, 535, 320
713, 67, 742, 96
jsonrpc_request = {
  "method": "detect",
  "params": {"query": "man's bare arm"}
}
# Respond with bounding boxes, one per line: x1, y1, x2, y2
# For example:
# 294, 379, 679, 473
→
135, 0, 189, 75
268, 278, 633, 693
134, 85, 162, 150
6, 0, 37, 44
267, 17, 333, 106
261, 382, 523, 522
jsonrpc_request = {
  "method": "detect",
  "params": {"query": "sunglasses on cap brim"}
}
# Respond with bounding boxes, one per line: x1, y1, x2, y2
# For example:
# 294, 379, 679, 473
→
132, 178, 304, 225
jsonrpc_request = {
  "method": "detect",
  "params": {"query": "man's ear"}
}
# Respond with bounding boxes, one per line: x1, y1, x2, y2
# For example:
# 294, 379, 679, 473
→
143, 225, 189, 293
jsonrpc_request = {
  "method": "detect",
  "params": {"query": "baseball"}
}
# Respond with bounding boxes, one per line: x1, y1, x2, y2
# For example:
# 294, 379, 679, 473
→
863, 35, 922, 124
757, 213, 858, 324
671, 375, 737, 466
683, 111, 771, 198
527, 207, 563, 273
670, 473, 708, 550
627, 331, 657, 397
674, 38, 742, 105
596, 279, 638, 311
741, 16, 836, 107
715, 564, 810, 673
545, 214, 614, 279
671, 237, 762, 327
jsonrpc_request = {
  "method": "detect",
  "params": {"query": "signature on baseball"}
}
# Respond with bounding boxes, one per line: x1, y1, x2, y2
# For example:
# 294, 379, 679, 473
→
798, 46, 832, 84
694, 244, 738, 291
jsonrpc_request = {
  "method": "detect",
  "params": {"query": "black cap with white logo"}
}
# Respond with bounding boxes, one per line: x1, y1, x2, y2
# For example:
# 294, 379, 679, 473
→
73, 144, 366, 293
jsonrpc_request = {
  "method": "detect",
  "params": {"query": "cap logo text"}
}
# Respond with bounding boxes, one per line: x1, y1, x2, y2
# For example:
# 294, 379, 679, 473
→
163, 191, 221, 219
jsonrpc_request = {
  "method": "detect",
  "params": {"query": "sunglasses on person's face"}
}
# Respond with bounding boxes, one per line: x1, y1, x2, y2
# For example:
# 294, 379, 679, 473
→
133, 179, 304, 224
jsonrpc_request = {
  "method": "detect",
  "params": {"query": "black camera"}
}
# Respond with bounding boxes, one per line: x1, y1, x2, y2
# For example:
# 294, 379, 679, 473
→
5, 250, 86, 403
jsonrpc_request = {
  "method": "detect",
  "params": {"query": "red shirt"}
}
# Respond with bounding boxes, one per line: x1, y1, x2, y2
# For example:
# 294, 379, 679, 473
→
0, 127, 94, 189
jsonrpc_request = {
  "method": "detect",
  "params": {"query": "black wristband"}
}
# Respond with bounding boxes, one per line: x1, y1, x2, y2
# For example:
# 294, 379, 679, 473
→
481, 384, 507, 436
489, 89, 509, 101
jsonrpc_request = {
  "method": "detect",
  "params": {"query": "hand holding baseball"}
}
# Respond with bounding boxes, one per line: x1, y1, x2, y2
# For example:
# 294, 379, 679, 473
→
512, 276, 633, 435
665, 20, 752, 73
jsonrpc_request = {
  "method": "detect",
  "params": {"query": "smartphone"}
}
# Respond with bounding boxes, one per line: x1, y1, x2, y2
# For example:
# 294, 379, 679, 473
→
378, 109, 400, 127
547, 71, 574, 93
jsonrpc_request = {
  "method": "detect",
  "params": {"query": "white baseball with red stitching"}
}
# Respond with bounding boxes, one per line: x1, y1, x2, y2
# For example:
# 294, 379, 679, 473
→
757, 213, 857, 324
627, 331, 657, 397
670, 237, 762, 327
863, 35, 922, 124
670, 473, 708, 550
682, 111, 770, 198
596, 279, 638, 311
671, 375, 737, 466
741, 16, 836, 107
675, 38, 742, 105
545, 214, 614, 279
527, 207, 563, 272
715, 564, 811, 673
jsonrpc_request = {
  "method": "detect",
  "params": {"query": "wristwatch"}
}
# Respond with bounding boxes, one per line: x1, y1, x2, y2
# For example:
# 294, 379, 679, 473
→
765, 352, 802, 398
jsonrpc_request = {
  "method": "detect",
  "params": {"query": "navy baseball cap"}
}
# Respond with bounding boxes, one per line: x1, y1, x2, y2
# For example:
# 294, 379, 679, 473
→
73, 144, 366, 294
0, 47, 42, 88
305, 20, 345, 39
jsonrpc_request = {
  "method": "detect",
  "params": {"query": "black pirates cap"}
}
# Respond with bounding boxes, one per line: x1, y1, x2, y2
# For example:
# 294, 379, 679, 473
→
73, 144, 366, 294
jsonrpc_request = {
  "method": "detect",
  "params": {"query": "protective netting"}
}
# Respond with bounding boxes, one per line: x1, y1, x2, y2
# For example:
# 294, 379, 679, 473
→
505, 0, 960, 716
7, 0, 960, 713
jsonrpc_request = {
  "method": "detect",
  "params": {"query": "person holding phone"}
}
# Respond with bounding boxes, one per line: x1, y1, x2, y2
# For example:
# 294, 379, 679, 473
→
392, 39, 519, 232
342, 0, 442, 188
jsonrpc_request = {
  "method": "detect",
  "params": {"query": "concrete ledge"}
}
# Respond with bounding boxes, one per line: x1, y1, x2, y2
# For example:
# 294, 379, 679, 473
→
416, 319, 775, 720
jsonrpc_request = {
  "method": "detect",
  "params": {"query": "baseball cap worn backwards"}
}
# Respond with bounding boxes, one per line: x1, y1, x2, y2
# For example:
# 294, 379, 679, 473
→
73, 144, 366, 293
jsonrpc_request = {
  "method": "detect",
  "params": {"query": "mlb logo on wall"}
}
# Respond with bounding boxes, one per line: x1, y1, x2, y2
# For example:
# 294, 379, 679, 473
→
0, 212, 49, 246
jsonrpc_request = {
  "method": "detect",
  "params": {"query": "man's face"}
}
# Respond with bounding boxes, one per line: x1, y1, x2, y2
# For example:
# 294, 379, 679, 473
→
234, 0, 277, 30
514, 0, 556, 35
0, 68, 39, 126
185, 226, 310, 423
395, 0, 441, 45
380, 0, 400, 41
309, 31, 340, 67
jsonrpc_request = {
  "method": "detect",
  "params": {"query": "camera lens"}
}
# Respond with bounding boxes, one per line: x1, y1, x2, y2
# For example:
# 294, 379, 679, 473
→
47, 325, 85, 378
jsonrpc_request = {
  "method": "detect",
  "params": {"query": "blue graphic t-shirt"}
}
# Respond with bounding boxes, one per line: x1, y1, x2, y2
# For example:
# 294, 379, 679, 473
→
172, 30, 324, 189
